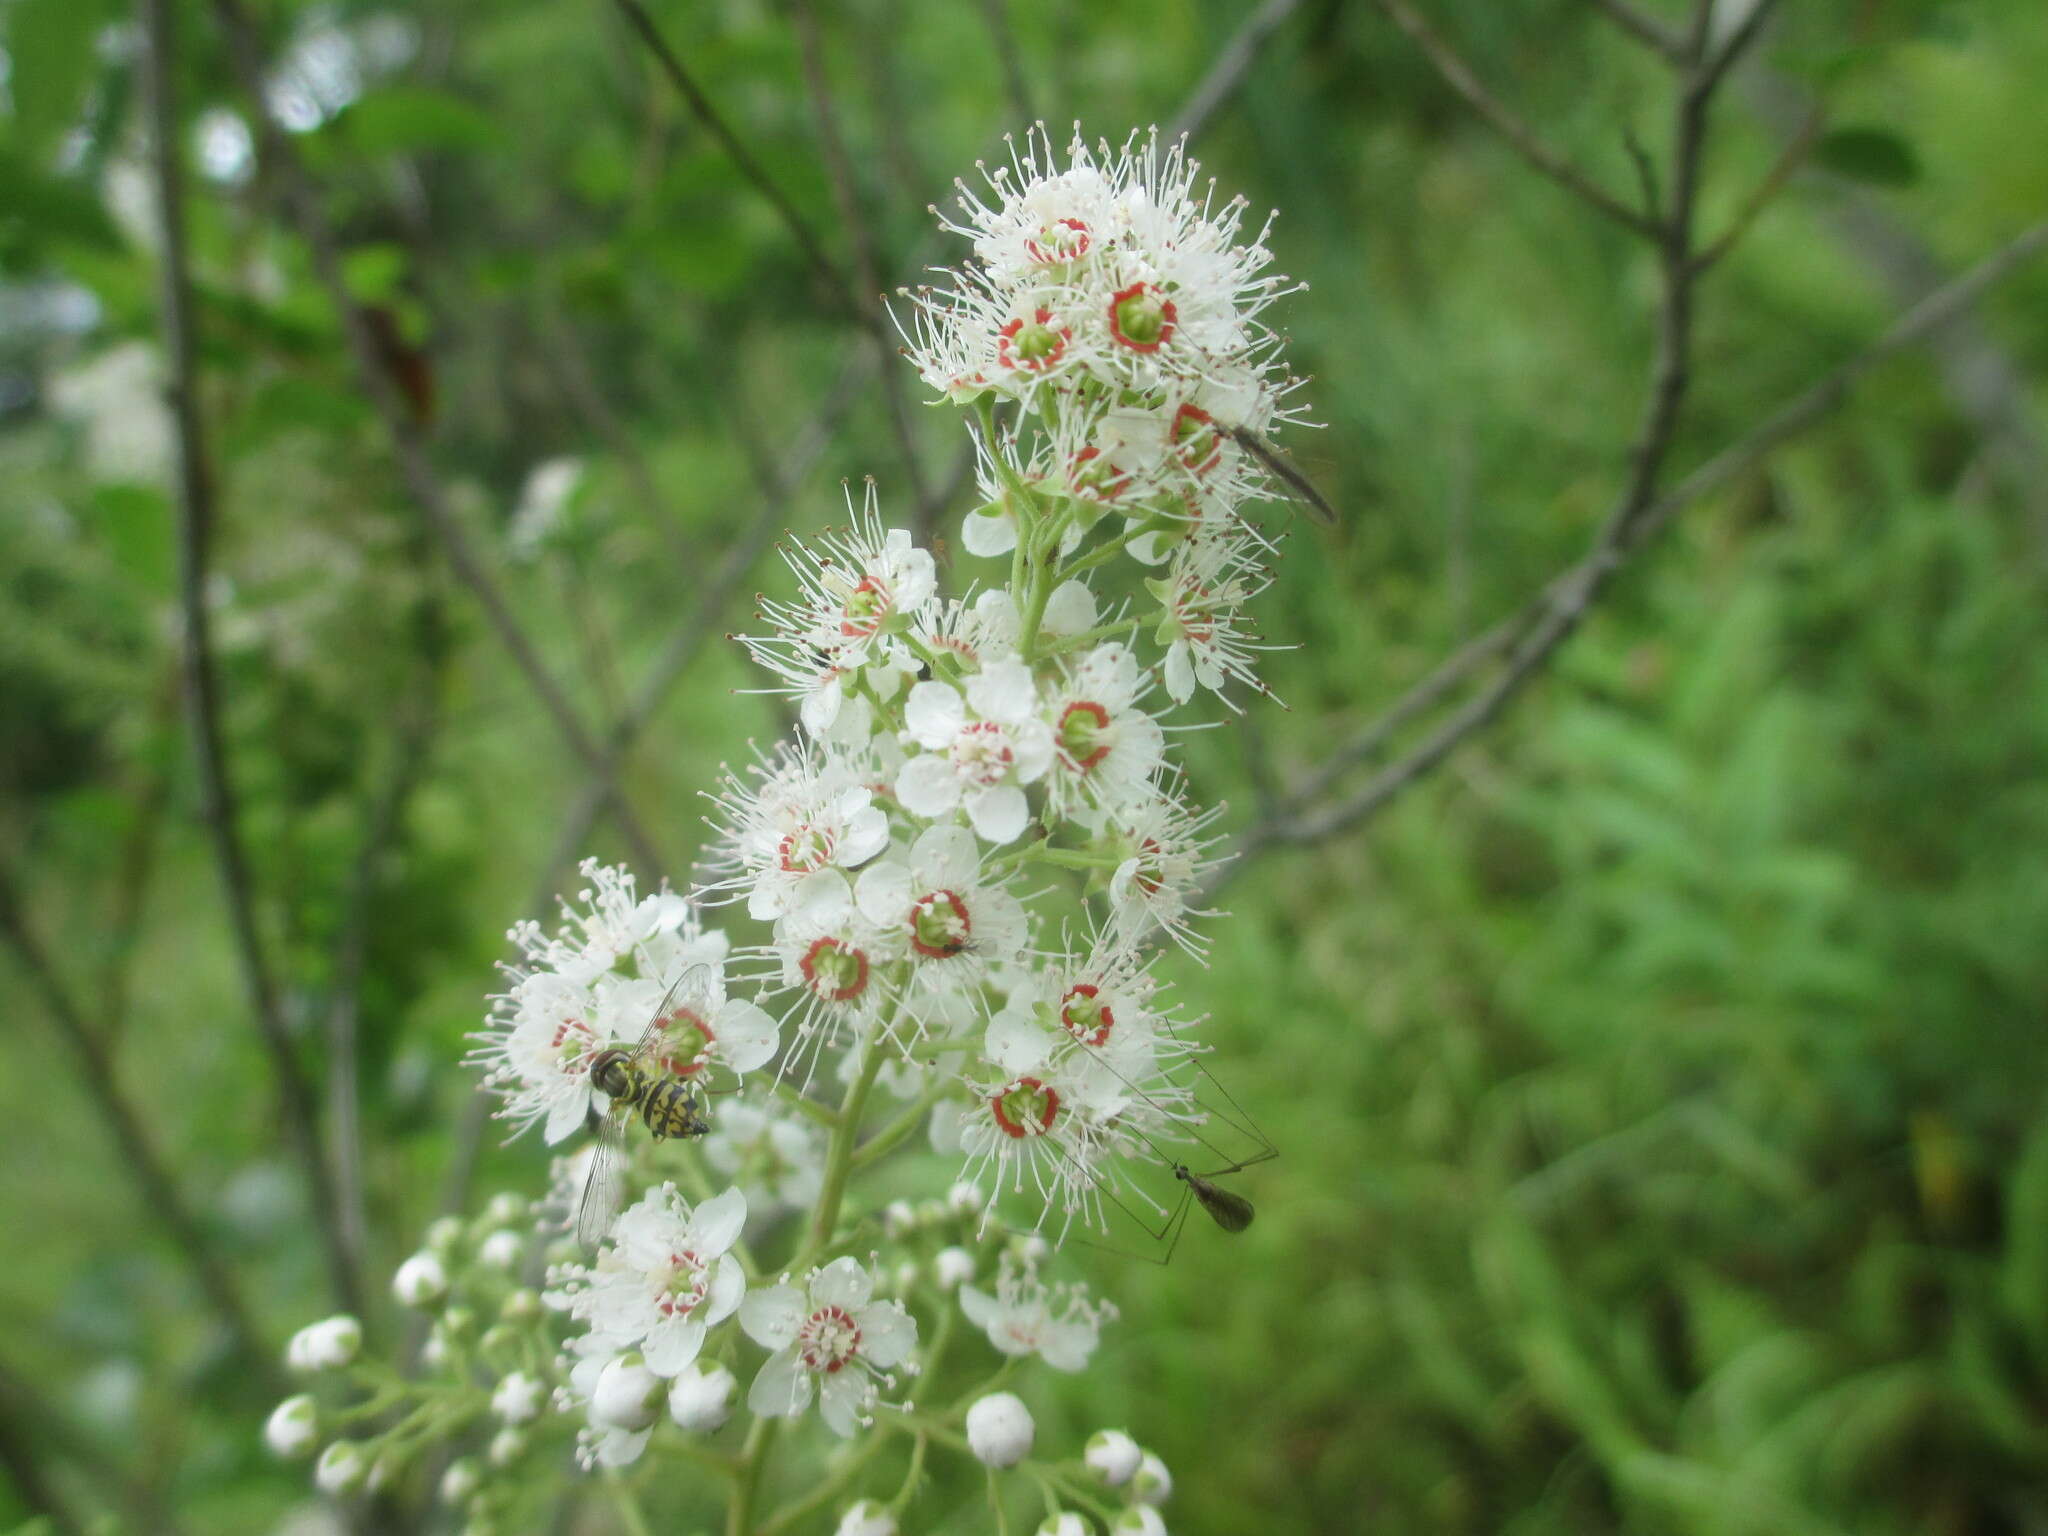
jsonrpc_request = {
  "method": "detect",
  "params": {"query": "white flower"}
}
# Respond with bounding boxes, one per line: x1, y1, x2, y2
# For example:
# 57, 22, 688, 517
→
965, 1391, 1035, 1467
954, 1060, 1131, 1237
740, 481, 937, 735
549, 1185, 748, 1377
739, 1257, 917, 1436
1041, 643, 1165, 821
264, 1395, 320, 1460
285, 1315, 362, 1373
1085, 1428, 1142, 1485
762, 873, 899, 1081
668, 1361, 737, 1432
476, 1230, 523, 1270
703, 1101, 826, 1216
488, 1426, 526, 1467
438, 1458, 480, 1504
933, 1246, 975, 1289
895, 658, 1054, 843
855, 823, 1029, 999
1106, 776, 1228, 957
392, 1251, 448, 1308
591, 1355, 663, 1430
837, 1499, 898, 1536
607, 963, 781, 1084
1039, 1515, 1091, 1536
313, 1440, 367, 1494
1151, 527, 1278, 708
701, 741, 892, 920
1132, 1451, 1172, 1504
959, 1253, 1115, 1371
1113, 1509, 1168, 1536
491, 1371, 545, 1425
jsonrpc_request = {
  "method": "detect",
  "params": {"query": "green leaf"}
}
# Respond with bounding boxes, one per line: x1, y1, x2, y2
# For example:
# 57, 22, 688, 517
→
6, 0, 115, 156
341, 242, 410, 304
0, 148, 122, 259
1815, 126, 1922, 188
341, 87, 499, 156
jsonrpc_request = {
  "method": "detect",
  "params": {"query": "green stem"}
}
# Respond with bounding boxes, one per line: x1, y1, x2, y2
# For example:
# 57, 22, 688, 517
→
607, 1470, 656, 1536
768, 1077, 838, 1129
988, 1467, 1012, 1536
758, 1427, 893, 1536
1043, 616, 1145, 654
852, 1079, 950, 1170
890, 1432, 929, 1514
726, 1416, 780, 1536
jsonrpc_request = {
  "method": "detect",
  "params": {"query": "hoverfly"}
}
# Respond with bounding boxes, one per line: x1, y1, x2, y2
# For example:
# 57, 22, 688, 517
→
572, 966, 718, 1250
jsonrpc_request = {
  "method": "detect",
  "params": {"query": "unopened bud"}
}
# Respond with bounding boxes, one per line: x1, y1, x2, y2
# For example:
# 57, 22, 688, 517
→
965, 1391, 1034, 1468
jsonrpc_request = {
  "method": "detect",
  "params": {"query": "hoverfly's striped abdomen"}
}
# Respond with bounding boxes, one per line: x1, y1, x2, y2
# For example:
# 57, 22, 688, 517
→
639, 1078, 711, 1140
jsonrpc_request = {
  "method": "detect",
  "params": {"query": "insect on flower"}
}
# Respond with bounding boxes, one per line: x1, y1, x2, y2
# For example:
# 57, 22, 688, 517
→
574, 966, 722, 1249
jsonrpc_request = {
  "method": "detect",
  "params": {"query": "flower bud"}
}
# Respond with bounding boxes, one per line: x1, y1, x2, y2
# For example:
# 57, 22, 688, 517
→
492, 1370, 544, 1425
392, 1251, 449, 1308
1131, 1451, 1171, 1505
591, 1354, 662, 1432
965, 1391, 1034, 1468
1112, 1509, 1167, 1536
442, 1305, 476, 1335
947, 1181, 984, 1215
667, 1361, 736, 1433
484, 1191, 528, 1226
313, 1439, 367, 1494
487, 1426, 527, 1467
286, 1315, 362, 1373
421, 1327, 451, 1368
1038, 1515, 1090, 1536
882, 1200, 917, 1237
915, 1198, 947, 1226
424, 1216, 465, 1252
477, 1230, 524, 1270
500, 1287, 542, 1323
836, 1498, 898, 1536
264, 1394, 320, 1460
439, 1458, 481, 1504
892, 1261, 919, 1293
934, 1246, 975, 1289
1084, 1429, 1141, 1486
366, 1453, 401, 1493
480, 1324, 518, 1354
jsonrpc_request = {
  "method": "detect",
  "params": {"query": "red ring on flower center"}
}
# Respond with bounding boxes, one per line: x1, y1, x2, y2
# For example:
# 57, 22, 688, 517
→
1025, 218, 1091, 263
990, 1076, 1061, 1139
798, 1304, 862, 1372
799, 936, 871, 1002
1060, 983, 1114, 1046
908, 889, 973, 959
1057, 700, 1113, 772
1108, 281, 1177, 352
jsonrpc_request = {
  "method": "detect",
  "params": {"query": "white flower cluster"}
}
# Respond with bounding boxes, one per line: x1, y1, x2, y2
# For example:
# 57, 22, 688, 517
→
272, 124, 1302, 1522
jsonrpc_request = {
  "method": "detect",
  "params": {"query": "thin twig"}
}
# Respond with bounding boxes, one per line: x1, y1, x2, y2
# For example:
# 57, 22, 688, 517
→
1372, 0, 1660, 238
608, 0, 855, 315
146, 0, 361, 1315
1691, 98, 1821, 271
1239, 214, 2048, 865
1168, 0, 1303, 146
0, 865, 273, 1375
1585, 0, 1685, 63
0, 1378, 87, 1536
212, 0, 667, 883
97, 667, 179, 1044
789, 0, 932, 518
979, 0, 1036, 126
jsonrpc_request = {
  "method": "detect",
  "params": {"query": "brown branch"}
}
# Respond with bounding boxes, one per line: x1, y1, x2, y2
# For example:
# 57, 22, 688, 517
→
1691, 98, 1820, 271
0, 865, 273, 1377
145, 0, 361, 1315
1238, 214, 2048, 867
1169, 0, 1303, 145
1585, 0, 1685, 63
789, 0, 932, 519
1372, 0, 1661, 239
0, 1376, 87, 1536
212, 0, 667, 883
609, 0, 856, 316
979, 0, 1036, 127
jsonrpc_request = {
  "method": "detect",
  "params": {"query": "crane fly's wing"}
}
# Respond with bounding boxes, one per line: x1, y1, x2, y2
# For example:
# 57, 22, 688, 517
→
1188, 1173, 1256, 1233
575, 1111, 630, 1251
625, 963, 710, 1067
1227, 425, 1337, 526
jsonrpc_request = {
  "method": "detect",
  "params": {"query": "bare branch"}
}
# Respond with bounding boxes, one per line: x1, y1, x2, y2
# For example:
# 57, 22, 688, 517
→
1691, 99, 1821, 271
1238, 215, 2048, 867
145, 0, 361, 1314
1371, 0, 1660, 239
609, 0, 855, 315
1585, 0, 1685, 63
979, 0, 1036, 127
789, 0, 933, 518
1169, 0, 1303, 146
0, 864, 273, 1376
211, 0, 668, 882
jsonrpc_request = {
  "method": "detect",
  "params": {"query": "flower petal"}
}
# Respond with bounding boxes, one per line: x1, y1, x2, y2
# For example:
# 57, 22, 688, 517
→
911, 823, 979, 888
739, 1285, 804, 1350
895, 755, 961, 819
747, 1348, 812, 1419
642, 1316, 706, 1377
689, 1186, 750, 1255
809, 1255, 873, 1312
961, 508, 1018, 557
856, 1299, 916, 1369
854, 860, 914, 929
818, 1368, 869, 1437
965, 784, 1028, 844
904, 680, 965, 748
712, 999, 779, 1074
702, 1254, 747, 1327
967, 659, 1037, 725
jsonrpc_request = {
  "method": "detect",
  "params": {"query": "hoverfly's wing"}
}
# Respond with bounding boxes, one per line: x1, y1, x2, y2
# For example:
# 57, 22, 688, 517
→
624, 963, 712, 1068
1227, 424, 1337, 527
574, 1110, 630, 1252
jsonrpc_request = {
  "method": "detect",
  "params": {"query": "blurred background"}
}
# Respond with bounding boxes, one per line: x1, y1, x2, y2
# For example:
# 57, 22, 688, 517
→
5, 0, 2048, 1531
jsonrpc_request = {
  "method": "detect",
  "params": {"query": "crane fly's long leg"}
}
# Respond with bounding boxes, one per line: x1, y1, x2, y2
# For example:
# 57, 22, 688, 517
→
1227, 424, 1337, 526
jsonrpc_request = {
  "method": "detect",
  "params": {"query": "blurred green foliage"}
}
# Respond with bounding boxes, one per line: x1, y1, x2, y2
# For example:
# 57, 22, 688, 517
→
3, 0, 2047, 1531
